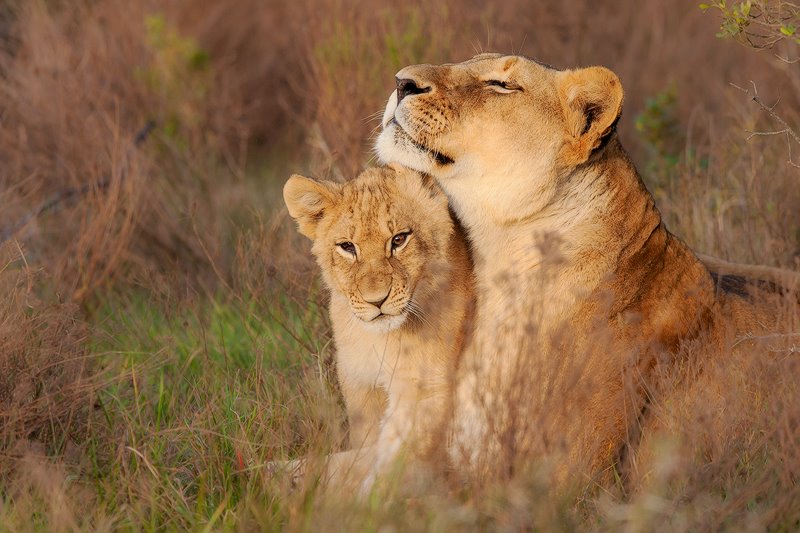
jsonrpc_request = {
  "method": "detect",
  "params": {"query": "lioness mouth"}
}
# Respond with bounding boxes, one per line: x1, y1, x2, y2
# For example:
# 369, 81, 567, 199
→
393, 119, 454, 166
419, 143, 455, 166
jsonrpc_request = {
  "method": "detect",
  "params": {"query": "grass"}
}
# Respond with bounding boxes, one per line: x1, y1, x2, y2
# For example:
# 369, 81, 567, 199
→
4, 237, 796, 531
1, 0, 799, 530
79, 290, 338, 529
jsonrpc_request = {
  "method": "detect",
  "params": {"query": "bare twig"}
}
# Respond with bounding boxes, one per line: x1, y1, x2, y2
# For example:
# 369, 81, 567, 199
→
744, 128, 790, 139
774, 53, 800, 63
0, 121, 156, 243
731, 81, 800, 168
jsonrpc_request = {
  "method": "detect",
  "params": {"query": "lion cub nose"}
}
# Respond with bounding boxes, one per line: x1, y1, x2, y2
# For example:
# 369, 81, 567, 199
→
363, 289, 390, 309
396, 77, 431, 103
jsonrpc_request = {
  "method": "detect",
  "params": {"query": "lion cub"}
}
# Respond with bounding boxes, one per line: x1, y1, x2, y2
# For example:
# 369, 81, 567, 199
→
283, 165, 473, 490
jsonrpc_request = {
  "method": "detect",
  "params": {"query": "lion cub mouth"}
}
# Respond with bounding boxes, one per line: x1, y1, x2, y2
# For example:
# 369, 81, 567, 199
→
358, 310, 408, 333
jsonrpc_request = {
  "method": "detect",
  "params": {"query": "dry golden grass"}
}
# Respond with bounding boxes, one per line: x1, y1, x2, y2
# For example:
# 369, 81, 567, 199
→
0, 242, 93, 463
0, 0, 798, 529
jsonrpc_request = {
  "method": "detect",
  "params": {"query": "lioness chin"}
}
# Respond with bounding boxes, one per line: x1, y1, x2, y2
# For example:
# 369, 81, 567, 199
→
283, 165, 474, 492
376, 53, 800, 486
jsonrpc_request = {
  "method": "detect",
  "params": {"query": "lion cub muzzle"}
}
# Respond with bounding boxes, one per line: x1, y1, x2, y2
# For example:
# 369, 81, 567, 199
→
356, 274, 392, 310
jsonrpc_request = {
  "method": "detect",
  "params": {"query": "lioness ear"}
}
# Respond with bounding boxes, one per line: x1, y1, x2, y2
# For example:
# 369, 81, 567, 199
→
557, 66, 624, 165
283, 174, 339, 239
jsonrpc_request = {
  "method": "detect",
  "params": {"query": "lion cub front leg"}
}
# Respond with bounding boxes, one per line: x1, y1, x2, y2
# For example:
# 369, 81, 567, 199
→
270, 383, 386, 489
340, 380, 387, 450
361, 380, 448, 493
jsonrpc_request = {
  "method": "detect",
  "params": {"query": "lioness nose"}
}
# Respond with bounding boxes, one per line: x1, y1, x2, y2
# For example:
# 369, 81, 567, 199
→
396, 77, 430, 103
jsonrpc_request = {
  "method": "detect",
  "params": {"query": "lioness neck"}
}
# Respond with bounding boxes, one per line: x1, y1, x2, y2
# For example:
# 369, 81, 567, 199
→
448, 137, 713, 337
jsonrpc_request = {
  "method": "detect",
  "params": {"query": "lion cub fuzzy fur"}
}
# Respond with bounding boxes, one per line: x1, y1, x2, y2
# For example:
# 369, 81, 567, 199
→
283, 165, 473, 489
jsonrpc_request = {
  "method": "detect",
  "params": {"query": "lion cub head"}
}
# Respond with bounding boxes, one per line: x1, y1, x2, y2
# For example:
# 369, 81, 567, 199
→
375, 53, 624, 226
283, 166, 453, 333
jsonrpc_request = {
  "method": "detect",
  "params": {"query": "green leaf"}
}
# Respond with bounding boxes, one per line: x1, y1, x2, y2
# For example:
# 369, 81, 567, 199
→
780, 24, 796, 36
699, 3, 710, 9
741, 1, 751, 17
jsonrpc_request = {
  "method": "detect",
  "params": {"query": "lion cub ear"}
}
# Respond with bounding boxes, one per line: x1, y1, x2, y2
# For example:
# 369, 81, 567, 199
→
283, 174, 340, 240
391, 165, 448, 208
557, 66, 624, 165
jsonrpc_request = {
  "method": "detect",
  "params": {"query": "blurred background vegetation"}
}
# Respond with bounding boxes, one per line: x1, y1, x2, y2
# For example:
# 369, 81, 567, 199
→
0, 0, 798, 529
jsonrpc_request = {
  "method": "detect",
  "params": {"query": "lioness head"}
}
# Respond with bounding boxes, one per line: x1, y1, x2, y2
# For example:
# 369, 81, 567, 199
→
375, 53, 624, 226
283, 166, 453, 333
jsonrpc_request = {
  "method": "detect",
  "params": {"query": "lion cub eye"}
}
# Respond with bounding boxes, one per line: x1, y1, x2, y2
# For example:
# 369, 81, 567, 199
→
390, 231, 411, 252
485, 80, 521, 94
337, 241, 356, 256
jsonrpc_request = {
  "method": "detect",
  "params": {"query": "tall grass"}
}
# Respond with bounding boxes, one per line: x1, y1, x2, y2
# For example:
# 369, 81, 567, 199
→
0, 0, 798, 529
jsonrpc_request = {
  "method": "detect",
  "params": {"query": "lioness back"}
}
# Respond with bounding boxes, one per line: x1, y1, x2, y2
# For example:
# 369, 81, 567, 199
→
283, 165, 474, 491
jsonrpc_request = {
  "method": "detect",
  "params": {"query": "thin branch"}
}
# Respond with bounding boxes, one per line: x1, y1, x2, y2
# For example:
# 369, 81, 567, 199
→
0, 121, 156, 243
731, 81, 800, 168
774, 53, 800, 63
744, 128, 790, 140
786, 132, 800, 168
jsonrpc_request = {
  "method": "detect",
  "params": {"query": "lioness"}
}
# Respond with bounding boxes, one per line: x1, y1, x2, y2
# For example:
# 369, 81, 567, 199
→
283, 165, 473, 490
375, 53, 800, 484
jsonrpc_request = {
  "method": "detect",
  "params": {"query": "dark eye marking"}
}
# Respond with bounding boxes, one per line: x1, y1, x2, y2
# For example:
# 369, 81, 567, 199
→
390, 231, 412, 251
338, 241, 356, 255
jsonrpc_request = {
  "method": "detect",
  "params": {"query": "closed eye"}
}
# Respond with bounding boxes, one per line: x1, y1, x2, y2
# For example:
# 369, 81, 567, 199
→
485, 80, 522, 93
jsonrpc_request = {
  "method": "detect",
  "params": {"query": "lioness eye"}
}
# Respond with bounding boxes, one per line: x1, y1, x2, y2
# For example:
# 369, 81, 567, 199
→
485, 80, 520, 93
391, 232, 410, 250
338, 242, 356, 255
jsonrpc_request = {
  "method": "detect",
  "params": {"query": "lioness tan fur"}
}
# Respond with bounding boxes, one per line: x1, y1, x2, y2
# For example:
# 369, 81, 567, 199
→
376, 53, 800, 484
283, 165, 473, 490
